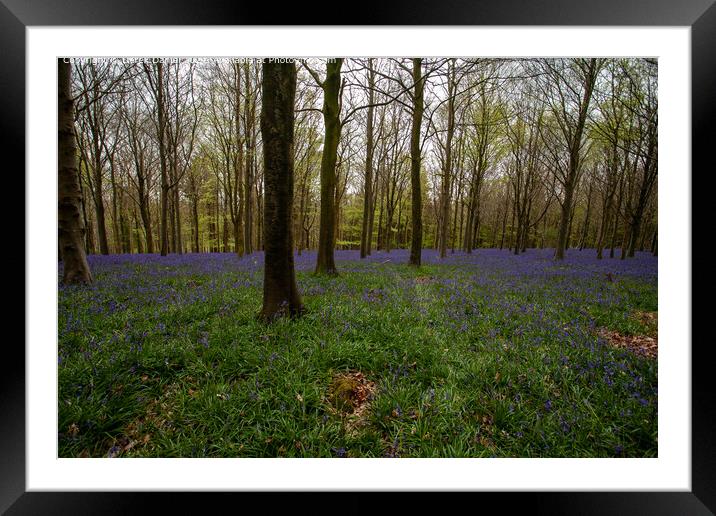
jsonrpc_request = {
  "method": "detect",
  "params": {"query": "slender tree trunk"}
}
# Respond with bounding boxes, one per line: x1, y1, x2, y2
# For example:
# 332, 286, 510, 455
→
134, 210, 144, 254
556, 179, 576, 259
450, 189, 459, 253
223, 214, 230, 252
596, 196, 611, 259
109, 158, 121, 254
609, 178, 623, 258
91, 154, 109, 255
260, 62, 303, 320
168, 189, 176, 253
139, 199, 153, 254
499, 192, 509, 250
120, 196, 131, 253
579, 182, 593, 250
58, 59, 92, 284
174, 175, 183, 254
156, 62, 170, 256
78, 156, 95, 254
620, 223, 629, 260
360, 60, 375, 259
376, 174, 385, 250
367, 171, 378, 255
243, 63, 255, 255
509, 197, 517, 251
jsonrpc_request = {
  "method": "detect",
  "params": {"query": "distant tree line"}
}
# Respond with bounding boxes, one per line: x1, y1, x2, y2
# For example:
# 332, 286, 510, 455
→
59, 57, 658, 286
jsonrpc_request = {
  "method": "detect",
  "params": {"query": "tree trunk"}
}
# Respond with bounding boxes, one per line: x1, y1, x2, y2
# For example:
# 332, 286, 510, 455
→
58, 59, 92, 284
579, 182, 593, 250
174, 176, 183, 254
367, 170, 378, 255
156, 62, 170, 256
439, 60, 456, 259
91, 153, 109, 255
134, 210, 144, 254
499, 192, 509, 250
78, 156, 95, 254
243, 63, 255, 255
609, 177, 623, 258
168, 188, 176, 253
315, 59, 343, 275
409, 58, 424, 266
360, 60, 375, 259
259, 62, 303, 320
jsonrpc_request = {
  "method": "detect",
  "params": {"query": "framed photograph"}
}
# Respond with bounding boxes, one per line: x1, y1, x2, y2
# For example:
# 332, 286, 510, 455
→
10, 0, 711, 512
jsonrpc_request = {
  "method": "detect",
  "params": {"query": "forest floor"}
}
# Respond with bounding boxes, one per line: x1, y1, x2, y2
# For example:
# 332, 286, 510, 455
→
58, 248, 658, 458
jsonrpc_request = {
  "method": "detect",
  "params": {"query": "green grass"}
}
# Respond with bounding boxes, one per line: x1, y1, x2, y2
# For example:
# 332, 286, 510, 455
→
58, 251, 657, 458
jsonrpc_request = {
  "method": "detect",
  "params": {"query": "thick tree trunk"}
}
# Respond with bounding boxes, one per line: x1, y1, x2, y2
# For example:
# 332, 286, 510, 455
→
260, 62, 303, 320
58, 59, 92, 284
409, 58, 424, 266
315, 59, 343, 275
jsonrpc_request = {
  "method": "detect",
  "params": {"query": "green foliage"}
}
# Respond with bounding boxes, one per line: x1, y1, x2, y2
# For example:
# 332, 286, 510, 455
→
58, 255, 657, 458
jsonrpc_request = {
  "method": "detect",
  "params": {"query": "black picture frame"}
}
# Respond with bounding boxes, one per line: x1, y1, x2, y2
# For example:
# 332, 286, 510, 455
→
7, 0, 712, 513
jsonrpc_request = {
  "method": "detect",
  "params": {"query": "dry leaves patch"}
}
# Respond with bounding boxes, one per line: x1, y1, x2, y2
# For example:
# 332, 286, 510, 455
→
326, 371, 377, 435
598, 311, 658, 359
